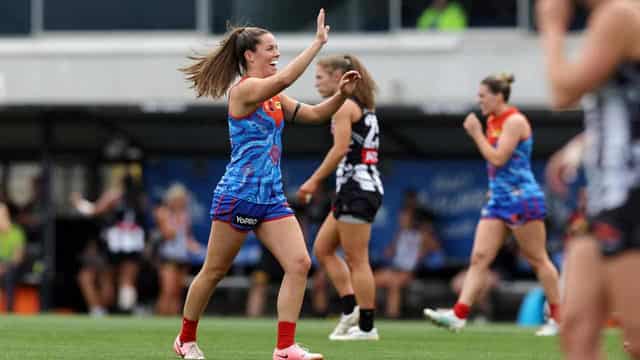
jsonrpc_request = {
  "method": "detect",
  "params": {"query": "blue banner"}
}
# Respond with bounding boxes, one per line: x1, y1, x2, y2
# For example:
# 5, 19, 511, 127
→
144, 157, 548, 266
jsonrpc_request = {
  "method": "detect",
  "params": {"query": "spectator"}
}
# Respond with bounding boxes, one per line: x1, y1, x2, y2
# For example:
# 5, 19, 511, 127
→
374, 190, 443, 318
14, 175, 44, 244
76, 238, 110, 317
417, 0, 467, 32
154, 183, 201, 316
71, 172, 147, 313
0, 202, 26, 312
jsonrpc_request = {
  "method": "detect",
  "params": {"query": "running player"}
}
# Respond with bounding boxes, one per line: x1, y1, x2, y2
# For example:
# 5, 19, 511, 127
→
297, 54, 383, 341
423, 74, 561, 336
173, 9, 361, 360
538, 0, 640, 358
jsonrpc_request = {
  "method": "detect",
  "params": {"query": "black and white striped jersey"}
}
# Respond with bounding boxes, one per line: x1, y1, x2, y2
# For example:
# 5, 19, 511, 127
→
334, 99, 384, 195
583, 62, 640, 215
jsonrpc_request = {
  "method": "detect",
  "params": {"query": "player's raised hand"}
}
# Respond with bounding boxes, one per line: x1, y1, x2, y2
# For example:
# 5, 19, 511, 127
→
315, 8, 330, 45
338, 70, 361, 97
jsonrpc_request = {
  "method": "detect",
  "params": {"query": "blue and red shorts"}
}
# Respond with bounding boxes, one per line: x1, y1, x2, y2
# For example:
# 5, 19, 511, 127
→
209, 192, 294, 232
481, 195, 546, 227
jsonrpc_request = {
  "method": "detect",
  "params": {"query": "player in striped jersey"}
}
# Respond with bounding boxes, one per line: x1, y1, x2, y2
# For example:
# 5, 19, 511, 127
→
297, 54, 383, 341
539, 0, 640, 358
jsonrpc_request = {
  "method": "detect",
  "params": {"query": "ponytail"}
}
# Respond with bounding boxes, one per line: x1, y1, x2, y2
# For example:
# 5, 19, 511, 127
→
317, 54, 378, 109
180, 26, 269, 99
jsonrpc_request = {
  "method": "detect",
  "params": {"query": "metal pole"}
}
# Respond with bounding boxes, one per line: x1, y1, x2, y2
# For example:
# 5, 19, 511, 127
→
388, 0, 402, 32
40, 113, 55, 312
30, 0, 44, 36
348, 0, 360, 31
517, 0, 532, 31
0, 161, 8, 200
195, 0, 210, 35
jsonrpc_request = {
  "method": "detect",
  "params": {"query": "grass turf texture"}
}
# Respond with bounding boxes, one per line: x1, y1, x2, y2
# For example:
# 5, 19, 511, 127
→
0, 315, 629, 359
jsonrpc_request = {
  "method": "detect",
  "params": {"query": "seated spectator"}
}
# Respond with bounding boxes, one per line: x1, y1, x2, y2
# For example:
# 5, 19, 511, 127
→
154, 183, 201, 316
417, 0, 467, 32
71, 172, 147, 313
375, 190, 443, 318
0, 202, 26, 312
77, 238, 111, 317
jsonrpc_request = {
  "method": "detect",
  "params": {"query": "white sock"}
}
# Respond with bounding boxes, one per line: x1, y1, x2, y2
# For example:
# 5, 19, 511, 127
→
118, 286, 137, 311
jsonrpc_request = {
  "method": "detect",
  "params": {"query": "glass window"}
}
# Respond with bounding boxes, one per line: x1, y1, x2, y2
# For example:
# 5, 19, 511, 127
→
0, 0, 30, 35
44, 0, 196, 31
210, 0, 390, 34
468, 0, 516, 28
528, 1, 588, 32
403, 0, 516, 30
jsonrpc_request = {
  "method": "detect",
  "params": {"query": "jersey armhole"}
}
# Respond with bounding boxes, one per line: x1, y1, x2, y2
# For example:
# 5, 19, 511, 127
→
228, 77, 261, 120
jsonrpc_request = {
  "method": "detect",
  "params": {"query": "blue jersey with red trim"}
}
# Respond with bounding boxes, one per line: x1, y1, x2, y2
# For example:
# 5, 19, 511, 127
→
214, 94, 287, 204
484, 108, 545, 212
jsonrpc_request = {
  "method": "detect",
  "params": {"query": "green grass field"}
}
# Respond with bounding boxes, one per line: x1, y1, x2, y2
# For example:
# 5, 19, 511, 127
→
0, 315, 629, 359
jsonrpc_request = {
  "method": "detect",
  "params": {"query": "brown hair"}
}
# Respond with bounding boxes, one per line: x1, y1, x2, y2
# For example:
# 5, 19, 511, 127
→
481, 73, 515, 102
317, 54, 378, 110
180, 26, 270, 98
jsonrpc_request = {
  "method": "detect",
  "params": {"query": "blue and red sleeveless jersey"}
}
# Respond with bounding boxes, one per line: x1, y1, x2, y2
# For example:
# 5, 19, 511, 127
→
483, 107, 546, 223
214, 90, 287, 205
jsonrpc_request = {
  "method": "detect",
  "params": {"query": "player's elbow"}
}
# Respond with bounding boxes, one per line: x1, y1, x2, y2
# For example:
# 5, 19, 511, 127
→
550, 87, 581, 110
550, 96, 577, 110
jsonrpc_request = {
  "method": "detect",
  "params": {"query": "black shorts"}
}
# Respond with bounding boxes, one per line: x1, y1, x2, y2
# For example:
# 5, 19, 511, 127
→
332, 189, 382, 224
107, 251, 143, 265
590, 188, 640, 257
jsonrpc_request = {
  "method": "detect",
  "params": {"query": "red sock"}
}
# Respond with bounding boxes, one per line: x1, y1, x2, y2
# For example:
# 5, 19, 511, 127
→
277, 321, 296, 349
179, 317, 199, 343
453, 302, 470, 320
549, 303, 560, 322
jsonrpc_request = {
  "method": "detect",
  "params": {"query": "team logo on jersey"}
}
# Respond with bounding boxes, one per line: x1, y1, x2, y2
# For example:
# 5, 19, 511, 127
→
362, 148, 379, 164
264, 99, 282, 112
263, 96, 284, 126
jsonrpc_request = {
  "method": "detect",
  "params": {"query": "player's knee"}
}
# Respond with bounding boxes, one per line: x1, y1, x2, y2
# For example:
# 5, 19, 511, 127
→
200, 264, 227, 283
523, 253, 548, 271
283, 254, 311, 276
344, 253, 368, 270
561, 312, 595, 350
561, 310, 579, 334
313, 245, 328, 261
